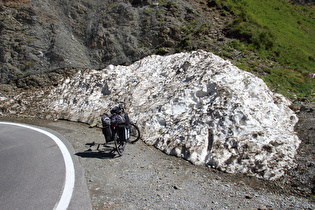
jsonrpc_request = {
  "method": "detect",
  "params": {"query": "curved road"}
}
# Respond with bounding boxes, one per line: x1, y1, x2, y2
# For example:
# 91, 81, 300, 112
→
0, 122, 91, 210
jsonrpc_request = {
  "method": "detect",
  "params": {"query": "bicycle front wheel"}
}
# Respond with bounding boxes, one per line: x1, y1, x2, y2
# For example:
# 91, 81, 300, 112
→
114, 132, 126, 156
128, 122, 140, 144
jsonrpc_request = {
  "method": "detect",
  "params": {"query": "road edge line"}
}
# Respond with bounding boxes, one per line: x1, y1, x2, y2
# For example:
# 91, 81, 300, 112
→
0, 122, 75, 210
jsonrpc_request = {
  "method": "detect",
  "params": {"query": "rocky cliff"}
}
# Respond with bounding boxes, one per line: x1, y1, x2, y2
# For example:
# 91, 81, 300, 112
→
0, 0, 229, 84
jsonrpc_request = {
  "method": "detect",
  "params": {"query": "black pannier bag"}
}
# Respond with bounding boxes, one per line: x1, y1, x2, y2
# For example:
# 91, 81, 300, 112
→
101, 113, 112, 142
117, 125, 130, 141
111, 112, 130, 141
110, 105, 130, 125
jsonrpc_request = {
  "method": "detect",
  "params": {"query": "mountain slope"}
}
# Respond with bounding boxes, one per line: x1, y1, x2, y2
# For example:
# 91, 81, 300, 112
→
0, 0, 229, 81
210, 0, 315, 99
0, 0, 314, 99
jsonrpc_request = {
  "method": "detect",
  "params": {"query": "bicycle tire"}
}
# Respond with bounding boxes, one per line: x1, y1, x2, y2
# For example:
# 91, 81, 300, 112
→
114, 131, 126, 156
128, 122, 140, 144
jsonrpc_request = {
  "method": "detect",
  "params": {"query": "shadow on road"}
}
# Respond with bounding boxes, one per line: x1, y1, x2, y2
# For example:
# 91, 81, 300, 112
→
75, 142, 117, 159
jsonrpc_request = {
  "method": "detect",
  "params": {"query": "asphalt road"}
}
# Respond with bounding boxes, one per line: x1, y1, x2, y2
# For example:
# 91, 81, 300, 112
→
0, 122, 92, 210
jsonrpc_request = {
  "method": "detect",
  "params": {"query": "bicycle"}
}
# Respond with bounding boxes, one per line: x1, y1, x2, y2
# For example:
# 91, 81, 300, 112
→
111, 121, 140, 156
102, 103, 141, 156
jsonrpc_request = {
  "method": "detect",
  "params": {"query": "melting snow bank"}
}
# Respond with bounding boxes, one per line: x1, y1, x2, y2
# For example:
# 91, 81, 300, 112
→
1, 50, 300, 180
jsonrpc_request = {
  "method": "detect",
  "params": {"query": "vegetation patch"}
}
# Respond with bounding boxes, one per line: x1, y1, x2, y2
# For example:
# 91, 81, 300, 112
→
209, 0, 315, 100
263, 68, 315, 99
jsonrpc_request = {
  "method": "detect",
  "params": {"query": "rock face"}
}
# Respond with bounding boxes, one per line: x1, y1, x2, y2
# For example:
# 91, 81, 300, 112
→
0, 0, 228, 84
0, 50, 300, 180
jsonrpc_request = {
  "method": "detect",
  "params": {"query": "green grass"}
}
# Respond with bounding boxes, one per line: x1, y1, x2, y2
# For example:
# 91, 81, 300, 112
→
211, 0, 315, 100
263, 68, 315, 99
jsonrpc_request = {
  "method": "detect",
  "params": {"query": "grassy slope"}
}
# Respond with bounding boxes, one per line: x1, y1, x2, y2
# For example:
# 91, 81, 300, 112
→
214, 0, 315, 99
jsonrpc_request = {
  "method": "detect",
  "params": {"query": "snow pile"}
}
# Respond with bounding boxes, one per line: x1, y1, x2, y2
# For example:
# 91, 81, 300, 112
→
1, 50, 300, 179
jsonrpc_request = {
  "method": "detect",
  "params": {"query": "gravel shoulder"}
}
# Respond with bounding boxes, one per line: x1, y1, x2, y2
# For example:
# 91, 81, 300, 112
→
1, 113, 314, 210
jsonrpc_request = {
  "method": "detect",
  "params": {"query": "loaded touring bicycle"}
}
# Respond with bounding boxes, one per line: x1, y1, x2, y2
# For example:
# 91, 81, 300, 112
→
101, 103, 140, 156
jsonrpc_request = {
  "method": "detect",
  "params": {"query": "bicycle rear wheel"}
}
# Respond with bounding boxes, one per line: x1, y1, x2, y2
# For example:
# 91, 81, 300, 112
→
128, 122, 140, 144
114, 132, 126, 156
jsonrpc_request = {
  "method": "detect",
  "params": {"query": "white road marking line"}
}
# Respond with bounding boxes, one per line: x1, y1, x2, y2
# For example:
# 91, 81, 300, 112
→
0, 122, 75, 210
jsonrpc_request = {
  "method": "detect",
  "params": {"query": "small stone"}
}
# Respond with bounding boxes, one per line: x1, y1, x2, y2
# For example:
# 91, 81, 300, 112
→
173, 185, 182, 190
245, 194, 254, 199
